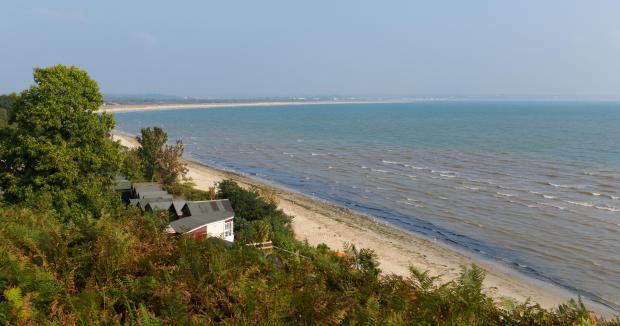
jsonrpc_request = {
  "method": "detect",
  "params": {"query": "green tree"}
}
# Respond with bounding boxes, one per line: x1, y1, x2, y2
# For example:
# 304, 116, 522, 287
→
0, 93, 17, 127
0, 65, 120, 216
121, 148, 145, 182
136, 127, 167, 181
157, 140, 188, 186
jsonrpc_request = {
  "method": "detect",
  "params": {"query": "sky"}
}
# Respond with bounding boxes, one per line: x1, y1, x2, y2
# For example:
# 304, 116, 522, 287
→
1, 1, 620, 99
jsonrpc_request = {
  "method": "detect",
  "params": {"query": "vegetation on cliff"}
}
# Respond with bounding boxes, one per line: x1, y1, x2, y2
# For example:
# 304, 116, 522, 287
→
0, 65, 617, 325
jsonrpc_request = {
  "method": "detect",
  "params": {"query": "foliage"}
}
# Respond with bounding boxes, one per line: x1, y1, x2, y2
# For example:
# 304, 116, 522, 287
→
0, 204, 617, 325
0, 93, 16, 110
137, 127, 168, 181
218, 180, 282, 223
0, 65, 120, 216
0, 93, 16, 127
157, 140, 189, 186
121, 148, 145, 182
134, 127, 188, 186
163, 181, 213, 201
0, 108, 7, 127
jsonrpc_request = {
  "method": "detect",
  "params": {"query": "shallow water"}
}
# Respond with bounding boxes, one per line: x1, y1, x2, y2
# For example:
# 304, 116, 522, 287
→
115, 101, 620, 310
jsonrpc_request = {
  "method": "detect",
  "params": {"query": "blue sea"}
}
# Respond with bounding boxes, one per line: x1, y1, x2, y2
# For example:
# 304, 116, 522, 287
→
114, 101, 620, 310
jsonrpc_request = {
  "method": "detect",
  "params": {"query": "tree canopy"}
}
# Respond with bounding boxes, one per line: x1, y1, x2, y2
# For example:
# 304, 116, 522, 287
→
0, 65, 120, 216
137, 126, 168, 181
0, 93, 16, 126
135, 126, 187, 185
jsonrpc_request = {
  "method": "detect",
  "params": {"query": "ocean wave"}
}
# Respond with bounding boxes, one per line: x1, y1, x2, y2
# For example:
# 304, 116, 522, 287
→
311, 153, 328, 156
396, 200, 425, 208
548, 182, 570, 188
584, 171, 619, 180
595, 206, 620, 212
431, 169, 455, 175
579, 191, 601, 197
548, 182, 588, 189
496, 192, 515, 197
382, 160, 408, 167
543, 194, 557, 199
564, 200, 594, 208
538, 202, 566, 210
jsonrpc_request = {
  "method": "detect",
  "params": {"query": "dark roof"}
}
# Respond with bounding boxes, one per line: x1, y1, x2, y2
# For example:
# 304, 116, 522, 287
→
132, 182, 162, 195
114, 175, 131, 191
171, 200, 186, 216
145, 201, 174, 211
129, 198, 173, 210
183, 199, 234, 219
168, 214, 232, 234
169, 199, 234, 233
139, 191, 173, 200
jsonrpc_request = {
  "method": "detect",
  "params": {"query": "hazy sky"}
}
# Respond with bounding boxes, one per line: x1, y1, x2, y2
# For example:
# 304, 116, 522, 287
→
2, 1, 620, 98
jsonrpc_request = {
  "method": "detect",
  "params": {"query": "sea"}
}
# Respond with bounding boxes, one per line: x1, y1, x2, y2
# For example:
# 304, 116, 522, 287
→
114, 101, 620, 311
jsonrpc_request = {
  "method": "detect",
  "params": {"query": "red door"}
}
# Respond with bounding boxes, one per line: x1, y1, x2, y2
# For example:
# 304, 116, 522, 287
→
192, 225, 207, 239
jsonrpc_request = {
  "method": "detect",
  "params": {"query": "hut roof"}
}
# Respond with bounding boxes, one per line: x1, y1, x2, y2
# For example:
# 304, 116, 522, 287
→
169, 199, 234, 234
139, 191, 173, 200
145, 201, 174, 212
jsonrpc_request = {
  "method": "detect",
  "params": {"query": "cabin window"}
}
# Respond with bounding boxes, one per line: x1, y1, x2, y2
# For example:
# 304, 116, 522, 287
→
224, 220, 233, 237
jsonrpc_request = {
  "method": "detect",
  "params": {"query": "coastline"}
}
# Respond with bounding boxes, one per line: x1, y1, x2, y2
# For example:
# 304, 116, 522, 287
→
111, 132, 617, 314
98, 100, 404, 114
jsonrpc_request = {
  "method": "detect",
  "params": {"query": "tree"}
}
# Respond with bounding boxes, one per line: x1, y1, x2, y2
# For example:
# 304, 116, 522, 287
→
136, 127, 187, 185
136, 127, 167, 181
0, 93, 16, 126
157, 140, 188, 186
121, 148, 144, 182
0, 65, 121, 216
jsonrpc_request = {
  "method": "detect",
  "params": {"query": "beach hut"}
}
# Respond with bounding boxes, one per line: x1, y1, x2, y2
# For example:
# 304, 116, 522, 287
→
170, 200, 187, 218
165, 199, 234, 242
144, 201, 174, 214
139, 190, 173, 200
130, 198, 173, 214
114, 175, 132, 202
131, 182, 162, 198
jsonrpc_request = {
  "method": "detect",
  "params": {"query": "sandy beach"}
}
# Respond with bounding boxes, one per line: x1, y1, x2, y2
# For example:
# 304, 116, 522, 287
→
110, 132, 606, 313
98, 100, 401, 114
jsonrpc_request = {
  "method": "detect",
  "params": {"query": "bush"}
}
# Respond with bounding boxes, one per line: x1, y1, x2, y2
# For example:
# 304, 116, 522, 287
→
0, 200, 618, 324
163, 182, 214, 201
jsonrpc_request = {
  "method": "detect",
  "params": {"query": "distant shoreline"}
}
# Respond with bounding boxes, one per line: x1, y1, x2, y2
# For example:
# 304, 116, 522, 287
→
98, 100, 406, 114
111, 131, 618, 316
